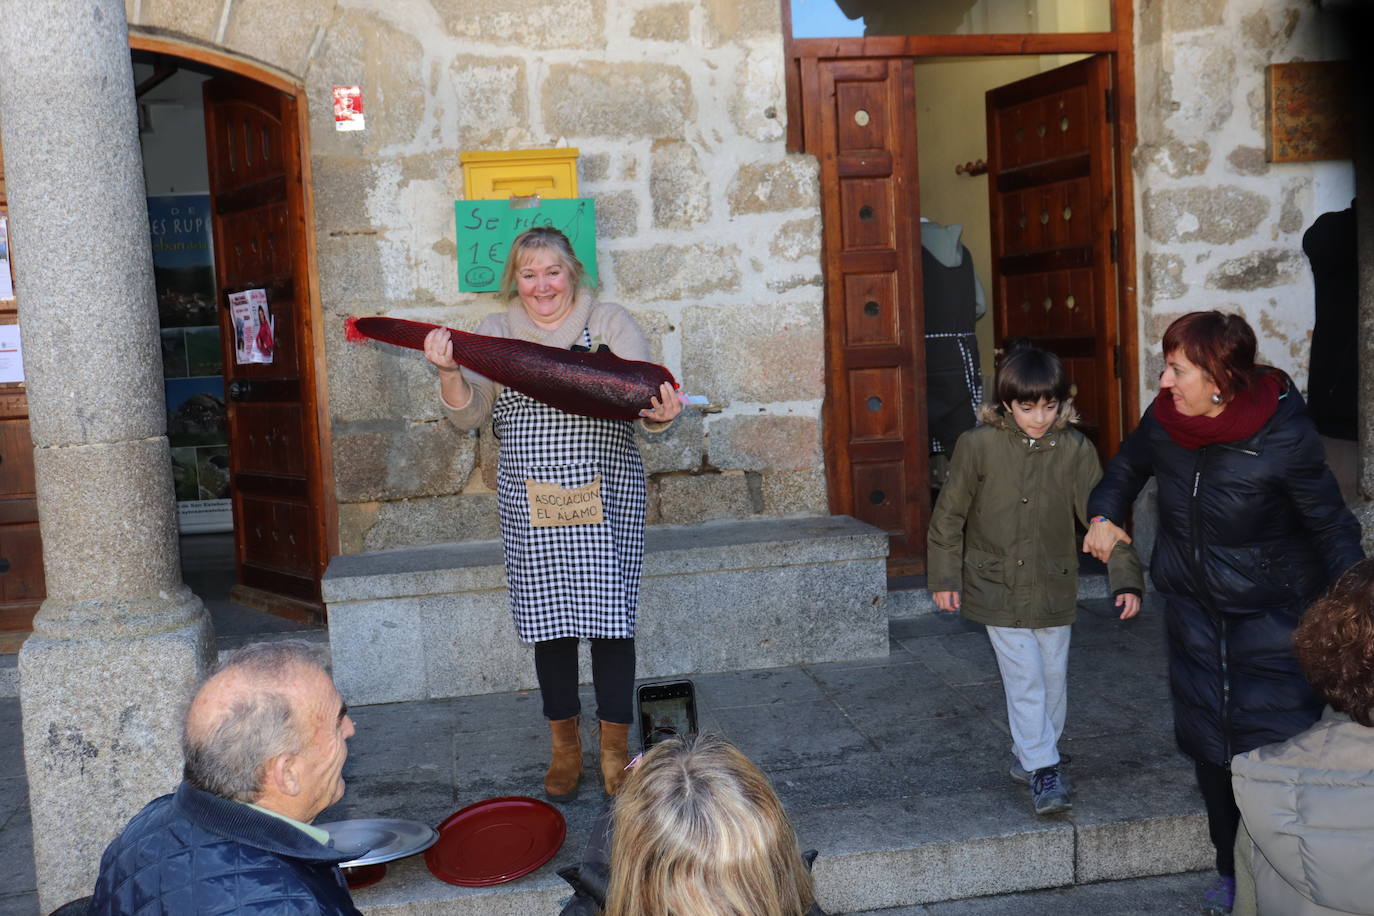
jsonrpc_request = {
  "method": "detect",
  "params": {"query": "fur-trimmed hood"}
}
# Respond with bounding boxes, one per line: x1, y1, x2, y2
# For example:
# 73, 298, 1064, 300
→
976, 400, 1080, 433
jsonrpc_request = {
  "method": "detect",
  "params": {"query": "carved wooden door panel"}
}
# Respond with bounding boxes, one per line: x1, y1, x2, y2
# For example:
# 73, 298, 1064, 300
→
803, 57, 927, 575
986, 56, 1121, 459
0, 145, 45, 651
203, 76, 328, 622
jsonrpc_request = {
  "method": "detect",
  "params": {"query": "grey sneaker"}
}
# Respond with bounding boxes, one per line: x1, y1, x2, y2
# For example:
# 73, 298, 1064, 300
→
1010, 753, 1072, 788
1030, 765, 1072, 815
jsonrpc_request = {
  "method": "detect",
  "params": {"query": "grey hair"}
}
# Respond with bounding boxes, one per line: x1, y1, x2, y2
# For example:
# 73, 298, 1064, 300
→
182, 640, 330, 803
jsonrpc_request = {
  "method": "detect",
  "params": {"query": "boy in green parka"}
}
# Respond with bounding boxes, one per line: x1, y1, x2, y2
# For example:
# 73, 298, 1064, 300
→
928, 344, 1143, 815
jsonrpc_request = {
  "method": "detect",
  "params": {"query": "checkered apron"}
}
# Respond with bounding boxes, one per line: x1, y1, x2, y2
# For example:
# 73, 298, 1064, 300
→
492, 328, 646, 642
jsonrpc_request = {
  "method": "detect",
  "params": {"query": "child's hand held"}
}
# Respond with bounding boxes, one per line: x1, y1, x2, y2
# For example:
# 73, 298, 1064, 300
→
933, 590, 960, 613
1116, 592, 1141, 620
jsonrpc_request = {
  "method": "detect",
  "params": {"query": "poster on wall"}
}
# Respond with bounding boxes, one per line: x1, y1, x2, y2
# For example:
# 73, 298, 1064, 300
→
229, 288, 275, 364
0, 324, 22, 383
455, 198, 597, 292
0, 215, 13, 301
164, 377, 230, 532
149, 193, 231, 533
332, 85, 365, 132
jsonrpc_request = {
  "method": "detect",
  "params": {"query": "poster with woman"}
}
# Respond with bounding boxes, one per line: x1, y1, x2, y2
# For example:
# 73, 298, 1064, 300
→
228, 288, 275, 364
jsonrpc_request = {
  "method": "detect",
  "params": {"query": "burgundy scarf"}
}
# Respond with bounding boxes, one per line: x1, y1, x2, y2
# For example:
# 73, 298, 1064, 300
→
1153, 370, 1283, 450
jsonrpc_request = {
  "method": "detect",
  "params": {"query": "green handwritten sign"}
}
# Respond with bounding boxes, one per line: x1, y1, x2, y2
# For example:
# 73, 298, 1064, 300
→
454, 198, 598, 292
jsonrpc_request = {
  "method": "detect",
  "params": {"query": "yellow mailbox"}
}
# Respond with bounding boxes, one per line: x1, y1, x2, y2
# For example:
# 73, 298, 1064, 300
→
460, 148, 580, 201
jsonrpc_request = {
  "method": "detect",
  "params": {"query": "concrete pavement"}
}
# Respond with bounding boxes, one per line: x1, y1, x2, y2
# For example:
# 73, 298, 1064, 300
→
0, 590, 1216, 914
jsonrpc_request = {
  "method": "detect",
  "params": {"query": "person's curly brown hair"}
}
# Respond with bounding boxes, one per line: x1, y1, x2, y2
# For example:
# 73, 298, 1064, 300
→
1293, 557, 1374, 727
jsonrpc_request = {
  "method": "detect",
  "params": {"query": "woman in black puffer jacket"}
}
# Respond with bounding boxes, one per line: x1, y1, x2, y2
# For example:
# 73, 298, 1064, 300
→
1083, 311, 1363, 916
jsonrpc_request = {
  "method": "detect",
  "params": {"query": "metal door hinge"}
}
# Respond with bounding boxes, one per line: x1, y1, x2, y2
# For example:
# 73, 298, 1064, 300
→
1113, 344, 1121, 379
1105, 88, 1115, 123
1110, 229, 1119, 263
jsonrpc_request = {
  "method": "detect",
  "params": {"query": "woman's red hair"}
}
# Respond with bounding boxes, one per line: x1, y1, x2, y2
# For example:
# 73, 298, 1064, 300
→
1161, 311, 1257, 401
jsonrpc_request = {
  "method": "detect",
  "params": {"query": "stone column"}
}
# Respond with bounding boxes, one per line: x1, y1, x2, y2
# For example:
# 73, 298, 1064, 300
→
0, 0, 213, 909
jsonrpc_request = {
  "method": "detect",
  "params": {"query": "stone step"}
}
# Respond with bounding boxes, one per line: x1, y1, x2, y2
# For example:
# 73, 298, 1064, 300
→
345, 766, 1210, 915
325, 597, 1211, 914
323, 515, 891, 706
886, 572, 1113, 618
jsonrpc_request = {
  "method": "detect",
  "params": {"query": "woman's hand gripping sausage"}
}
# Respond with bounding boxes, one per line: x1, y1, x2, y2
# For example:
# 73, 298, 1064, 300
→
639, 381, 682, 426
424, 327, 473, 410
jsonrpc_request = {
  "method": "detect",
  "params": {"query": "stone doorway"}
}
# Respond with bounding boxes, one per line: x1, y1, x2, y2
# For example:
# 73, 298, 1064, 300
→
133, 39, 336, 624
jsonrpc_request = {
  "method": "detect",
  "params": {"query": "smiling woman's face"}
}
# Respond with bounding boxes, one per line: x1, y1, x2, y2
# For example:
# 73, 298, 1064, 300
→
516, 249, 575, 329
1161, 350, 1224, 417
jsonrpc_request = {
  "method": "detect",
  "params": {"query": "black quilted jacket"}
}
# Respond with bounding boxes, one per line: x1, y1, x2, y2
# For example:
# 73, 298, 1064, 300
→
90, 782, 361, 915
1087, 378, 1363, 767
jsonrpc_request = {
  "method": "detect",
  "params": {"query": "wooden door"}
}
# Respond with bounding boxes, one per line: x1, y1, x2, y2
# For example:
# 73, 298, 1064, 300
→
0, 145, 46, 652
203, 76, 329, 622
986, 56, 1122, 458
802, 58, 927, 575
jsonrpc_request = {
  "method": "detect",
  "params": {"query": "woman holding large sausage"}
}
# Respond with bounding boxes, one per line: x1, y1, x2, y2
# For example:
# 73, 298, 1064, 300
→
425, 227, 680, 800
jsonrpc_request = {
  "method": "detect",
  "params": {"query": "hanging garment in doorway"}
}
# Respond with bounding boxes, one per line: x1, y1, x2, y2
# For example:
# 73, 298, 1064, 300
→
921, 220, 984, 455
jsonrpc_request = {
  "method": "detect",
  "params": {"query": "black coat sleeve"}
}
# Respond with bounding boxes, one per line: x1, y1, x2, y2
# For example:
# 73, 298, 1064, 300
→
1087, 408, 1158, 522
1271, 408, 1364, 584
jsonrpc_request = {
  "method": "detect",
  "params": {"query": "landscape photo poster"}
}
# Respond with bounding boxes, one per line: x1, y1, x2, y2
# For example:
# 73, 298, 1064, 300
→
149, 194, 232, 533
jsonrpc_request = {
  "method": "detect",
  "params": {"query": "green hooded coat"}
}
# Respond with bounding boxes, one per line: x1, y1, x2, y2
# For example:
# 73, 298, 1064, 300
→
927, 406, 1143, 629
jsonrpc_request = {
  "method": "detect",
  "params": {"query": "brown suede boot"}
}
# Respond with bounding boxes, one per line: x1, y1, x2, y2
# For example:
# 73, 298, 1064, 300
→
598, 720, 631, 795
544, 716, 582, 801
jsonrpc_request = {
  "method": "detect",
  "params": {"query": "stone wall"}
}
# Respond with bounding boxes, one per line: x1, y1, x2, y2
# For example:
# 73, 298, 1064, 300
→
1133, 0, 1355, 400
126, 0, 825, 554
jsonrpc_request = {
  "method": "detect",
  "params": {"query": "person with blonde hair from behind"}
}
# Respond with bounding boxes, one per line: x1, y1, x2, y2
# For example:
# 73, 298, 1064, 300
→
559, 732, 824, 916
1229, 557, 1374, 916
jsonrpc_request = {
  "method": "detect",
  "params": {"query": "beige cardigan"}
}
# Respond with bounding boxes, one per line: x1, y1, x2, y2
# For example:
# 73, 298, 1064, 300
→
440, 289, 670, 433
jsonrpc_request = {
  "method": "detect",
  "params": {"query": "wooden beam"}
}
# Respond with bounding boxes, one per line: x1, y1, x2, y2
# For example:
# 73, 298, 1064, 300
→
1111, 0, 1141, 430
790, 32, 1121, 58
135, 58, 177, 98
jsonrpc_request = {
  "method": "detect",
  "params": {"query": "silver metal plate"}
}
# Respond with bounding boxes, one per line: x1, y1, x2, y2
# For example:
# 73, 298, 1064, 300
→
319, 817, 440, 867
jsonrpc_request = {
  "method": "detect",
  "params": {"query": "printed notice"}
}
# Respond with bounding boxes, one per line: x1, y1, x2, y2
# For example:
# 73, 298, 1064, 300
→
455, 198, 596, 292
0, 216, 13, 300
0, 325, 23, 383
333, 85, 365, 131
228, 288, 275, 365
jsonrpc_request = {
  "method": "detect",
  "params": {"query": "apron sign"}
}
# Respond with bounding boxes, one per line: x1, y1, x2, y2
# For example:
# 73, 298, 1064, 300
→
454, 198, 597, 292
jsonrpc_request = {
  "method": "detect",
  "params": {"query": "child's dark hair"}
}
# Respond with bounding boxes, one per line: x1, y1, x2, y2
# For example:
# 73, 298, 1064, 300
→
994, 341, 1071, 408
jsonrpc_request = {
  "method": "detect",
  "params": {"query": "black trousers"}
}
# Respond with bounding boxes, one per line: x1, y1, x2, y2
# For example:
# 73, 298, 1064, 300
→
534, 637, 635, 724
1193, 758, 1240, 877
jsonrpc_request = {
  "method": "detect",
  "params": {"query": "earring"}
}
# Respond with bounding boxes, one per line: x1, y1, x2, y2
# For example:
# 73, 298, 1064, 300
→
1210, 392, 1222, 405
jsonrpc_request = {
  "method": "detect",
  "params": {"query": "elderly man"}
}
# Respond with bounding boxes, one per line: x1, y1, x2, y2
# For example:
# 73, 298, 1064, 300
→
89, 641, 361, 914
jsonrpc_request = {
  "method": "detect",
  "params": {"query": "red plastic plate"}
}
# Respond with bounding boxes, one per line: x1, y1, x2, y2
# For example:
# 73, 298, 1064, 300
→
424, 796, 567, 887
341, 862, 387, 890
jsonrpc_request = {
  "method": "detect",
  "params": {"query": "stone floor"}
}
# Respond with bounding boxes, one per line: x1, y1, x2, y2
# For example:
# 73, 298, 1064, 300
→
1, 545, 1216, 914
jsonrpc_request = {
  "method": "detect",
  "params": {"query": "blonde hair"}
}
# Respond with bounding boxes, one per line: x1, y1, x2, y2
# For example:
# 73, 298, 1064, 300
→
498, 226, 586, 298
604, 733, 816, 916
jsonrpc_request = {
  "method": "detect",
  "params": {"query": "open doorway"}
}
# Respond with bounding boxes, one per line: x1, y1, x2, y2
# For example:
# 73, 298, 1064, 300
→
784, 0, 1139, 577
915, 52, 1123, 473
133, 45, 333, 631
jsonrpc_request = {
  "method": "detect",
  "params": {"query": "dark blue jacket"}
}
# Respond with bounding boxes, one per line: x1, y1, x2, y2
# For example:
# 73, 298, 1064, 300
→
1088, 378, 1363, 767
90, 782, 361, 915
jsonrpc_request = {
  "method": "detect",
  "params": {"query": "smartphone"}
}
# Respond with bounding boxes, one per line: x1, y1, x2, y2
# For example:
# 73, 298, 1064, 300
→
636, 679, 698, 752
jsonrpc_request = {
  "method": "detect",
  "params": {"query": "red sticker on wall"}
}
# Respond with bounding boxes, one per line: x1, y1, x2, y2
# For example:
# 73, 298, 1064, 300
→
333, 86, 365, 132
